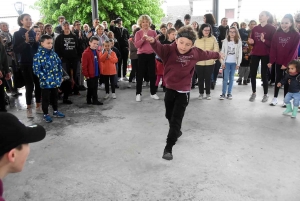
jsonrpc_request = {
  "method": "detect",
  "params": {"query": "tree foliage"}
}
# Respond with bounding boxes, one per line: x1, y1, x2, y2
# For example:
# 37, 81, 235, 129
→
34, 0, 165, 28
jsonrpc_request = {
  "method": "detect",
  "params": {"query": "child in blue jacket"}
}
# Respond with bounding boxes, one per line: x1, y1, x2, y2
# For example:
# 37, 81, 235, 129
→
33, 35, 65, 123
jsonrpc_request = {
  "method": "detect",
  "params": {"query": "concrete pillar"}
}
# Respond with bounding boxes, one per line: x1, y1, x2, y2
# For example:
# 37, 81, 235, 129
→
91, 0, 98, 20
212, 0, 219, 25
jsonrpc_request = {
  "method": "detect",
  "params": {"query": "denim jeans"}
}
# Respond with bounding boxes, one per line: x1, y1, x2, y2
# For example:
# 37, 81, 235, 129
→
222, 63, 236, 95
284, 92, 300, 107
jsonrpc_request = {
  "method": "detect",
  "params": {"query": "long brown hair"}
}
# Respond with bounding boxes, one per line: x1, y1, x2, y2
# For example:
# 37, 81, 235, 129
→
226, 26, 240, 44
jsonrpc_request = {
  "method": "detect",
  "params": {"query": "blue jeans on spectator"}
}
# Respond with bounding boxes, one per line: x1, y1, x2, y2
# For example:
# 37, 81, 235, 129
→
284, 92, 300, 107
222, 62, 236, 95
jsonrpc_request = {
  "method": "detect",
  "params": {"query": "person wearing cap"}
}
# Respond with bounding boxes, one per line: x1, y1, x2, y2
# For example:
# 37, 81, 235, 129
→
145, 26, 224, 160
109, 17, 129, 81
0, 112, 46, 201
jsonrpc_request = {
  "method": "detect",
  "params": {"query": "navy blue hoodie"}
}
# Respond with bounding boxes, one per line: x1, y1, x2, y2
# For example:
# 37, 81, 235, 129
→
12, 28, 39, 65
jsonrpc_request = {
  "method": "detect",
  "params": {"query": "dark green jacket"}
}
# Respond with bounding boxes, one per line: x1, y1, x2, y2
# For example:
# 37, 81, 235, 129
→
0, 42, 9, 75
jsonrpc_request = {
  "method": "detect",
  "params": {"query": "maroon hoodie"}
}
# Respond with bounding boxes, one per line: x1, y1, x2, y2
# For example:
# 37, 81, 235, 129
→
269, 30, 300, 67
150, 40, 220, 91
250, 24, 276, 56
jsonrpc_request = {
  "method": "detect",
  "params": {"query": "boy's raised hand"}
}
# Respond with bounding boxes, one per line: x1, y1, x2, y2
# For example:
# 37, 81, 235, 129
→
277, 82, 282, 87
146, 36, 155, 43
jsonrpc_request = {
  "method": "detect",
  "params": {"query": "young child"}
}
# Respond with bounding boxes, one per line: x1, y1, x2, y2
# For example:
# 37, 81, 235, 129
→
109, 39, 121, 89
220, 26, 242, 100
277, 60, 300, 118
33, 35, 65, 123
82, 36, 103, 105
100, 40, 118, 99
0, 113, 46, 200
238, 45, 250, 85
146, 26, 223, 160
155, 28, 177, 92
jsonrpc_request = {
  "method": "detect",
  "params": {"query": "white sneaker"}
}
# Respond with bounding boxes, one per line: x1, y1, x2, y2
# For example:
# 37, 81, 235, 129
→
150, 94, 159, 100
27, 108, 34, 118
112, 93, 116, 99
136, 94, 141, 102
127, 83, 132, 88
123, 77, 129, 81
270, 97, 278, 106
36, 106, 43, 114
142, 82, 146, 87
198, 94, 203, 100
282, 102, 286, 108
146, 82, 150, 87
104, 93, 109, 99
99, 84, 105, 89
206, 94, 211, 100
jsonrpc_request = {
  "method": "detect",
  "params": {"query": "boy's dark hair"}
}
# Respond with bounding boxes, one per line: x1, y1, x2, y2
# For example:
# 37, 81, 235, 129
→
160, 23, 167, 29
288, 59, 300, 73
58, 16, 65, 21
103, 40, 110, 45
36, 22, 43, 26
221, 17, 228, 23
108, 39, 114, 43
177, 25, 197, 44
184, 14, 191, 20
198, 23, 212, 39
89, 36, 99, 42
204, 13, 216, 26
0, 144, 23, 160
166, 28, 176, 40
17, 13, 30, 27
73, 20, 80, 26
44, 24, 52, 30
62, 21, 70, 26
150, 24, 156, 30
40, 34, 53, 42
33, 25, 39, 29
174, 19, 184, 30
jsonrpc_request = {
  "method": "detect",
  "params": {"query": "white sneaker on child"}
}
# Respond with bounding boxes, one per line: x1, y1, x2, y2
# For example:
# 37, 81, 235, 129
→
269, 97, 278, 106
112, 93, 116, 99
136, 94, 141, 102
104, 94, 109, 99
99, 84, 105, 89
150, 94, 159, 100
36, 106, 43, 114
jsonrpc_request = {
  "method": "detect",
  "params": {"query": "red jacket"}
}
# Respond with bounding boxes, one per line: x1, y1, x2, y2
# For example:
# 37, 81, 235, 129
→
81, 48, 101, 78
100, 50, 118, 75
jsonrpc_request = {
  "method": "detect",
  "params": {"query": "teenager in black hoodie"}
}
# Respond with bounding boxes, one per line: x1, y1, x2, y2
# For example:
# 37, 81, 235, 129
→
55, 21, 80, 95
12, 14, 41, 118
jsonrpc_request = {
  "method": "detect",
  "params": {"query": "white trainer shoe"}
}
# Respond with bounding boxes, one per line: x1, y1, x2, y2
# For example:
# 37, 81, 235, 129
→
36, 106, 43, 114
27, 108, 34, 118
99, 83, 105, 89
112, 93, 116, 99
150, 94, 159, 100
104, 93, 110, 99
270, 97, 278, 106
136, 94, 141, 102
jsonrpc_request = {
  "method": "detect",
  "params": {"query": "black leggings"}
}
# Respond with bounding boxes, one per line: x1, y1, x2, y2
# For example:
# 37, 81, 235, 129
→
104, 75, 115, 94
274, 63, 289, 98
136, 53, 156, 95
21, 64, 41, 105
129, 59, 138, 82
42, 88, 58, 115
195, 65, 214, 94
118, 47, 129, 77
250, 55, 269, 94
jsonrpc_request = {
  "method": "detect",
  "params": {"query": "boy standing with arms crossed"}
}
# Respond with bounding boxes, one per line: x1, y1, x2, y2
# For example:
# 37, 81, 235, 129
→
82, 36, 103, 105
146, 26, 224, 160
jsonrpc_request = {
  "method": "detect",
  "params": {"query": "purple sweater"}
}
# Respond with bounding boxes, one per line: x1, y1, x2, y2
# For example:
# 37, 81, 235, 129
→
269, 30, 300, 66
250, 24, 276, 56
134, 29, 157, 54
150, 40, 220, 91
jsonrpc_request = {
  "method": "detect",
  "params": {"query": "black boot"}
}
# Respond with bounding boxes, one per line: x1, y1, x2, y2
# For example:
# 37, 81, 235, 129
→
243, 80, 248, 85
211, 82, 215, 90
238, 79, 242, 85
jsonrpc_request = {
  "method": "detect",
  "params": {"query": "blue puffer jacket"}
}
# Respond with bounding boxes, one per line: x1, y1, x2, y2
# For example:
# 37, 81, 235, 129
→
33, 46, 63, 89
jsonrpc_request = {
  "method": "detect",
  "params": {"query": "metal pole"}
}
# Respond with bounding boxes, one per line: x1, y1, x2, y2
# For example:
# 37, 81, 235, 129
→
212, 0, 219, 25
91, 0, 98, 20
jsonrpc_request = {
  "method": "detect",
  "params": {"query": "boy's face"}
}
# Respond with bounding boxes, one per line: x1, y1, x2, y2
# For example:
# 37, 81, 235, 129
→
45, 26, 52, 34
6, 144, 30, 173
89, 40, 99, 50
288, 64, 297, 74
33, 27, 41, 35
184, 19, 190, 25
109, 42, 114, 48
103, 43, 110, 51
168, 31, 176, 41
41, 39, 53, 50
175, 37, 193, 54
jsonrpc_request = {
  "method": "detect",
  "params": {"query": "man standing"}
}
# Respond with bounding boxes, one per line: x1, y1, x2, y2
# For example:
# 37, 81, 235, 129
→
184, 14, 191, 25
110, 17, 129, 81
89, 18, 100, 36
54, 16, 65, 34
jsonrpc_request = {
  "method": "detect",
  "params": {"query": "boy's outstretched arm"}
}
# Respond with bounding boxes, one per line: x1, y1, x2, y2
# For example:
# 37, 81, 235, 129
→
146, 37, 169, 62
194, 47, 224, 61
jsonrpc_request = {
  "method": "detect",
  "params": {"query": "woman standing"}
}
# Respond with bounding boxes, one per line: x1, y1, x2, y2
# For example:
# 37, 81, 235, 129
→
13, 14, 41, 118
268, 14, 300, 106
194, 24, 219, 100
134, 15, 158, 102
248, 11, 276, 102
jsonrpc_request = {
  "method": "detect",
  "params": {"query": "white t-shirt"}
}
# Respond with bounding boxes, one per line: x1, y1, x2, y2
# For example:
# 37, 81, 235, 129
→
226, 41, 236, 63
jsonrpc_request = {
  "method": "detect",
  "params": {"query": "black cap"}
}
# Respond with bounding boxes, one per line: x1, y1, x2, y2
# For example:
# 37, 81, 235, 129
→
0, 113, 46, 156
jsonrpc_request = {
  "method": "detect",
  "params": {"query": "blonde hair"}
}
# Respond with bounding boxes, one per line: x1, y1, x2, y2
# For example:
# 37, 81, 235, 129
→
137, 15, 152, 28
95, 24, 104, 33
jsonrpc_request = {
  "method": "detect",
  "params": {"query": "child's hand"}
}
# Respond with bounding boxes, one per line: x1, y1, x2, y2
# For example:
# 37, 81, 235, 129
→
260, 33, 265, 42
248, 38, 254, 44
277, 83, 282, 87
146, 37, 155, 43
267, 63, 272, 68
236, 65, 239, 70
281, 65, 287, 70
155, 35, 160, 40
108, 54, 111, 58
219, 52, 225, 60
25, 31, 29, 43
222, 64, 226, 69
0, 71, 3, 78
0, 80, 2, 85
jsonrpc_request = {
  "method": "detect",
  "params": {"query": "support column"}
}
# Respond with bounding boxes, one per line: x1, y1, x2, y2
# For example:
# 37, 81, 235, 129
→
91, 0, 98, 20
212, 0, 219, 25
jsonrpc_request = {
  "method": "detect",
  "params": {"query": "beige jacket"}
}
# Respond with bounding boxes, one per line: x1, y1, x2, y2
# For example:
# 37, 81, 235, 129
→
194, 36, 219, 65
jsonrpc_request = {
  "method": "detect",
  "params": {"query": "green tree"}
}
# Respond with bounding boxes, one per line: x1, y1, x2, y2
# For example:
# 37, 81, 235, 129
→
34, 0, 164, 28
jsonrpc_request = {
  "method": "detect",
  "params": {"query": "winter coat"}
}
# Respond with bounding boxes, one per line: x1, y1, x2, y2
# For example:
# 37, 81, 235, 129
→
32, 46, 63, 89
100, 50, 118, 75
81, 47, 101, 78
194, 36, 219, 65
221, 39, 243, 66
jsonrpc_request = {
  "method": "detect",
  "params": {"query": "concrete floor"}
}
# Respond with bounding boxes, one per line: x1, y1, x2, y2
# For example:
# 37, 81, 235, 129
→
2, 79, 300, 201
